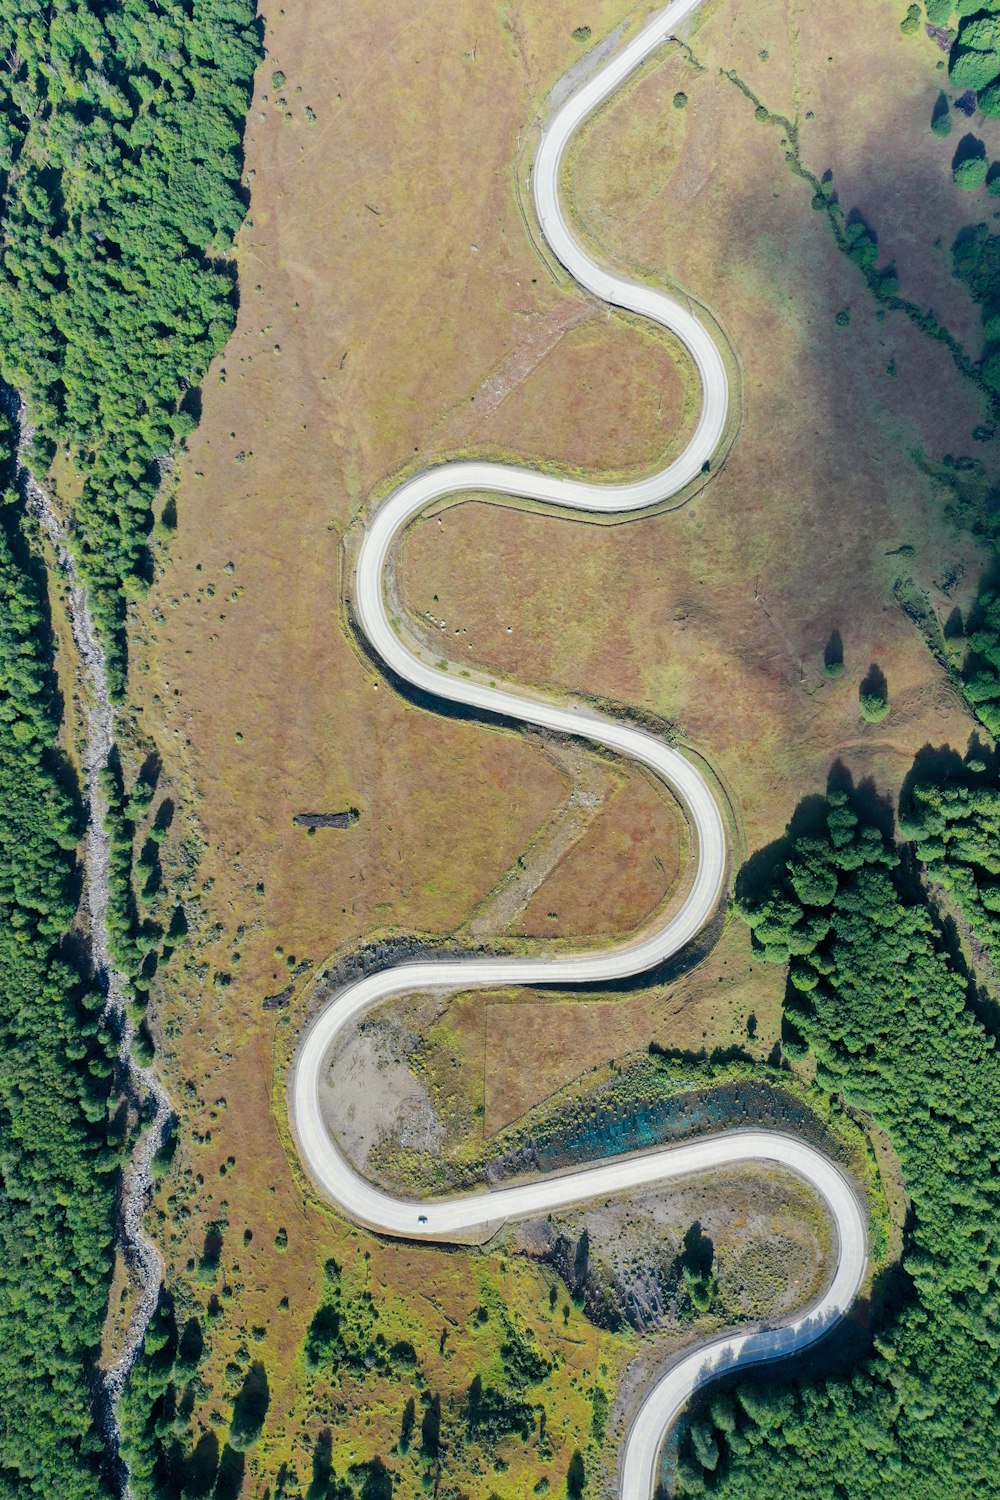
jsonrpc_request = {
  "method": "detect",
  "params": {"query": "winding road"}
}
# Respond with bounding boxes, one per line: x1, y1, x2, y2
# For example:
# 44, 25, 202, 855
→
290, 2, 868, 1492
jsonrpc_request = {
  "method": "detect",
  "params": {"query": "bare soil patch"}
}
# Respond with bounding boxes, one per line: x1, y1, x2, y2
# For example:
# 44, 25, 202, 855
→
321, 998, 445, 1173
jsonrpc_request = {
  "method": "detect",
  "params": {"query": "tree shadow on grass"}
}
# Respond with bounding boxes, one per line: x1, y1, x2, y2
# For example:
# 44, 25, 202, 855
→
898, 741, 970, 817
177, 1315, 204, 1372
183, 1432, 219, 1496
229, 1361, 269, 1450
137, 750, 162, 796
213, 1445, 245, 1500
307, 1429, 334, 1499
200, 1224, 223, 1278
829, 760, 896, 841
734, 792, 829, 909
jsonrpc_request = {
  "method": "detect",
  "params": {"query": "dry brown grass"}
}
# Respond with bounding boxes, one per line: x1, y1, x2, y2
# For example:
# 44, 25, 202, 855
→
516, 763, 685, 938
124, 0, 993, 1487
132, 0, 702, 1485
401, 2, 992, 876
411, 918, 778, 1138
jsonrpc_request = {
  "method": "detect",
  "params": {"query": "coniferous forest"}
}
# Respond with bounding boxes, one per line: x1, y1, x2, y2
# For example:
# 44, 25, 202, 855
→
0, 410, 120, 1497
0, 0, 259, 690
0, 0, 257, 1492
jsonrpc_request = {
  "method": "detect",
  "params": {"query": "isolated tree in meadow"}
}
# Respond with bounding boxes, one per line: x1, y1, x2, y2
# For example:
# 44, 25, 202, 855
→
860, 691, 889, 722
931, 90, 953, 136
860, 664, 890, 723
953, 133, 990, 189
680, 1221, 716, 1312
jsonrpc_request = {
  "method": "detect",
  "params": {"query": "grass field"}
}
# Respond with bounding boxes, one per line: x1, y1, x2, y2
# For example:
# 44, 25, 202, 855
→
123, 0, 994, 1489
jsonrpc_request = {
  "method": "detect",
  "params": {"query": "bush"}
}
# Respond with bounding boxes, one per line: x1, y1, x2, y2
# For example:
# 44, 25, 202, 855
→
859, 688, 890, 722
931, 90, 952, 135
952, 134, 989, 188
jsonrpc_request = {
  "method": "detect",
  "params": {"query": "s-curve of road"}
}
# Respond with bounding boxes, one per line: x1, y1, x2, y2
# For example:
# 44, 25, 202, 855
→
290, 0, 868, 1493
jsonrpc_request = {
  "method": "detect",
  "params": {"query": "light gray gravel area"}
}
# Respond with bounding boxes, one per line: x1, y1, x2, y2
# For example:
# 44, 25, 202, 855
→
321, 1013, 445, 1170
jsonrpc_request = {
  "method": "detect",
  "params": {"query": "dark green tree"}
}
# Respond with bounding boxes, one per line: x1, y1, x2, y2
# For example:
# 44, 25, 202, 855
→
0, 415, 120, 1495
